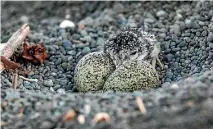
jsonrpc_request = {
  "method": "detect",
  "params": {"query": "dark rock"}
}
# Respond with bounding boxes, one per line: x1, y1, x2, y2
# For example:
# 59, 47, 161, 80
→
43, 79, 53, 87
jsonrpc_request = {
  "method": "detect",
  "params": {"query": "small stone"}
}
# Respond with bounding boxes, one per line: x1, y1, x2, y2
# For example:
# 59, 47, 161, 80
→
179, 22, 186, 31
44, 79, 54, 87
53, 85, 61, 91
80, 30, 88, 37
96, 37, 105, 46
60, 79, 68, 85
170, 83, 179, 89
185, 19, 192, 28
20, 15, 29, 23
166, 54, 174, 61
159, 33, 166, 38
84, 17, 94, 26
144, 18, 155, 23
72, 34, 81, 40
81, 36, 92, 42
170, 24, 180, 35
59, 20, 75, 28
171, 34, 178, 41
113, 3, 124, 13
68, 56, 73, 61
202, 31, 208, 36
61, 63, 68, 70
75, 43, 85, 48
67, 50, 76, 55
209, 43, 213, 49
179, 41, 186, 47
50, 72, 57, 76
40, 121, 53, 129
207, 32, 213, 42
57, 88, 66, 94
55, 58, 62, 65
199, 21, 205, 26
156, 10, 168, 17
166, 71, 173, 79
57, 41, 63, 46
191, 21, 200, 29
62, 40, 72, 48
82, 47, 91, 54
50, 87, 55, 92
97, 30, 104, 36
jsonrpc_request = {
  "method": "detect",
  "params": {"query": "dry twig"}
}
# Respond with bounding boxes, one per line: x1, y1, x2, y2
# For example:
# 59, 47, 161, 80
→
19, 75, 38, 82
0, 24, 30, 73
136, 96, 147, 114
12, 72, 19, 89
63, 109, 76, 122
92, 112, 111, 123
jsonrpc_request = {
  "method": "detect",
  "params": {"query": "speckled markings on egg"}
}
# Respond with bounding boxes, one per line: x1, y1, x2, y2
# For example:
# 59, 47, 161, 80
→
74, 51, 115, 92
103, 59, 160, 92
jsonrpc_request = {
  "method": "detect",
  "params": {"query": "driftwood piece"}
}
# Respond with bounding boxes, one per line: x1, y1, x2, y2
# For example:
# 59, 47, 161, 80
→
0, 24, 30, 73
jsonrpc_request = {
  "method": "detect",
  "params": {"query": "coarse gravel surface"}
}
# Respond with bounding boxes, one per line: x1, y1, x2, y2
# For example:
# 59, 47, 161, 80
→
1, 1, 213, 129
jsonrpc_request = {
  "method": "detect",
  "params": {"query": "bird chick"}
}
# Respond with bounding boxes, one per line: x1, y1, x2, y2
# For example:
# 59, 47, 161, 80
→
104, 27, 163, 69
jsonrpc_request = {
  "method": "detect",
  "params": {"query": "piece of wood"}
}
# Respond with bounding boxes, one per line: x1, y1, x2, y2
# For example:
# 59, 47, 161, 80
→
0, 24, 30, 73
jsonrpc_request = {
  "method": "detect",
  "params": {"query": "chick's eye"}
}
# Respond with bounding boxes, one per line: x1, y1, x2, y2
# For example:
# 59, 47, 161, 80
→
130, 51, 137, 55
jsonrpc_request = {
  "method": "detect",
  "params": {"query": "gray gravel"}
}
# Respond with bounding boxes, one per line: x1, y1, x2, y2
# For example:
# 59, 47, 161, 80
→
1, 1, 213, 129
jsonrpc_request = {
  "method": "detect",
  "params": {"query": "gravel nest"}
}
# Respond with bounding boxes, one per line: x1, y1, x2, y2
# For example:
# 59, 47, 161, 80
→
1, 1, 213, 129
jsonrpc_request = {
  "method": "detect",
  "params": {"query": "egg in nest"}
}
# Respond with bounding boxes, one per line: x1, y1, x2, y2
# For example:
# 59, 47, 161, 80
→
74, 51, 115, 92
103, 59, 160, 92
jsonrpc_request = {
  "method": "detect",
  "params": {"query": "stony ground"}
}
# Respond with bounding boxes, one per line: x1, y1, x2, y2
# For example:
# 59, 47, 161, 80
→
1, 1, 213, 129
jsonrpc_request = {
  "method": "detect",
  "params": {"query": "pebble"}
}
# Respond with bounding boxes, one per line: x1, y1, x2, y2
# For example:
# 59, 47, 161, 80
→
84, 17, 94, 26
113, 3, 124, 13
207, 32, 213, 42
97, 30, 104, 36
166, 54, 174, 61
156, 10, 168, 17
60, 79, 68, 86
75, 43, 85, 48
185, 19, 192, 28
43, 79, 54, 87
50, 87, 55, 92
144, 18, 155, 23
96, 37, 105, 46
53, 84, 61, 90
81, 36, 92, 42
67, 50, 76, 55
61, 63, 68, 70
209, 43, 213, 49
59, 20, 75, 28
80, 30, 88, 37
72, 34, 81, 40
40, 121, 53, 129
166, 71, 173, 79
82, 47, 91, 54
20, 15, 29, 23
57, 88, 66, 94
55, 58, 62, 65
62, 40, 72, 48
170, 24, 181, 35
68, 56, 73, 61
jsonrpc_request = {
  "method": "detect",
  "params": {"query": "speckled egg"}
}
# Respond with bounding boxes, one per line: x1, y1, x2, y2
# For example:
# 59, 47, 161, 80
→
103, 59, 160, 92
74, 51, 115, 92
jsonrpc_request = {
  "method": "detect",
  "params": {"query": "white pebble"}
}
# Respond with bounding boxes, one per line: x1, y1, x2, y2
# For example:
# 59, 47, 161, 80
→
59, 20, 75, 28
170, 83, 179, 89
